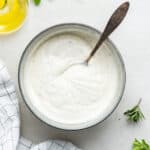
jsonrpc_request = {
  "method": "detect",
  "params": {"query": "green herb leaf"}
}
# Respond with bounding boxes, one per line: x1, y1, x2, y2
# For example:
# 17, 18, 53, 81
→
133, 139, 150, 150
124, 98, 144, 122
33, 0, 41, 6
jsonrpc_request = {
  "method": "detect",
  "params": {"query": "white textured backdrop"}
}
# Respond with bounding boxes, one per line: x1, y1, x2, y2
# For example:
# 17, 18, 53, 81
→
0, 0, 150, 149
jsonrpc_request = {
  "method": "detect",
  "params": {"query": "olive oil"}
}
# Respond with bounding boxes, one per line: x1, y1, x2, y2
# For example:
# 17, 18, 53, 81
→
0, 0, 28, 34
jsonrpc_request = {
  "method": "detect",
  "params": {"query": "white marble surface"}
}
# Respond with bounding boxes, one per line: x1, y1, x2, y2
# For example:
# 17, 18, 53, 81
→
0, 0, 150, 149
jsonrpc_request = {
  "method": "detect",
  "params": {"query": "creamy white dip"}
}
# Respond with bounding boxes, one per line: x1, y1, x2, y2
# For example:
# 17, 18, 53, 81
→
23, 31, 123, 128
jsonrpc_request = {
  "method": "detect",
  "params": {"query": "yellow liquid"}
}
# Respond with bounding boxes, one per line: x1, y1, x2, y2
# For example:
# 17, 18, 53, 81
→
0, 0, 28, 34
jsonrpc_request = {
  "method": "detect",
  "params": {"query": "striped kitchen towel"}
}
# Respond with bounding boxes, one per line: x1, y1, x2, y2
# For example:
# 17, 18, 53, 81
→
0, 60, 81, 150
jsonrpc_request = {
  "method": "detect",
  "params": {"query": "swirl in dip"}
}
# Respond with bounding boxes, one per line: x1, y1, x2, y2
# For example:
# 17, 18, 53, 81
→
20, 25, 125, 130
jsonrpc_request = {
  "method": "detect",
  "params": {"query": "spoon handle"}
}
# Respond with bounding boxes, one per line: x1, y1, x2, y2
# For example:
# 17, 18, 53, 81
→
86, 1, 130, 63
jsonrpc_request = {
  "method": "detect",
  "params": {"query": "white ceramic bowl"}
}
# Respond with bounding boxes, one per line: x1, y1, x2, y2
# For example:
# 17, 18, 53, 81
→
18, 24, 126, 130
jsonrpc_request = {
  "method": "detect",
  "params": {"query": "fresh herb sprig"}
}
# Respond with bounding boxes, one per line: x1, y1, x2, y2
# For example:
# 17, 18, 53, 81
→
124, 98, 144, 122
133, 139, 150, 150
33, 0, 41, 6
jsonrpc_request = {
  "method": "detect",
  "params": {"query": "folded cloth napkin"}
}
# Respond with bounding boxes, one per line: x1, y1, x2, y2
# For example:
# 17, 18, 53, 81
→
0, 60, 80, 150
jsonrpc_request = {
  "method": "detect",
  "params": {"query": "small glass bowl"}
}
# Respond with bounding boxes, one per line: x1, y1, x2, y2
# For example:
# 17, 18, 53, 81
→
0, 0, 28, 34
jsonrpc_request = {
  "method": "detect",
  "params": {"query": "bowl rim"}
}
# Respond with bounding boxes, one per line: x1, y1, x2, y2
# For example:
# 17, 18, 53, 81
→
18, 23, 126, 131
